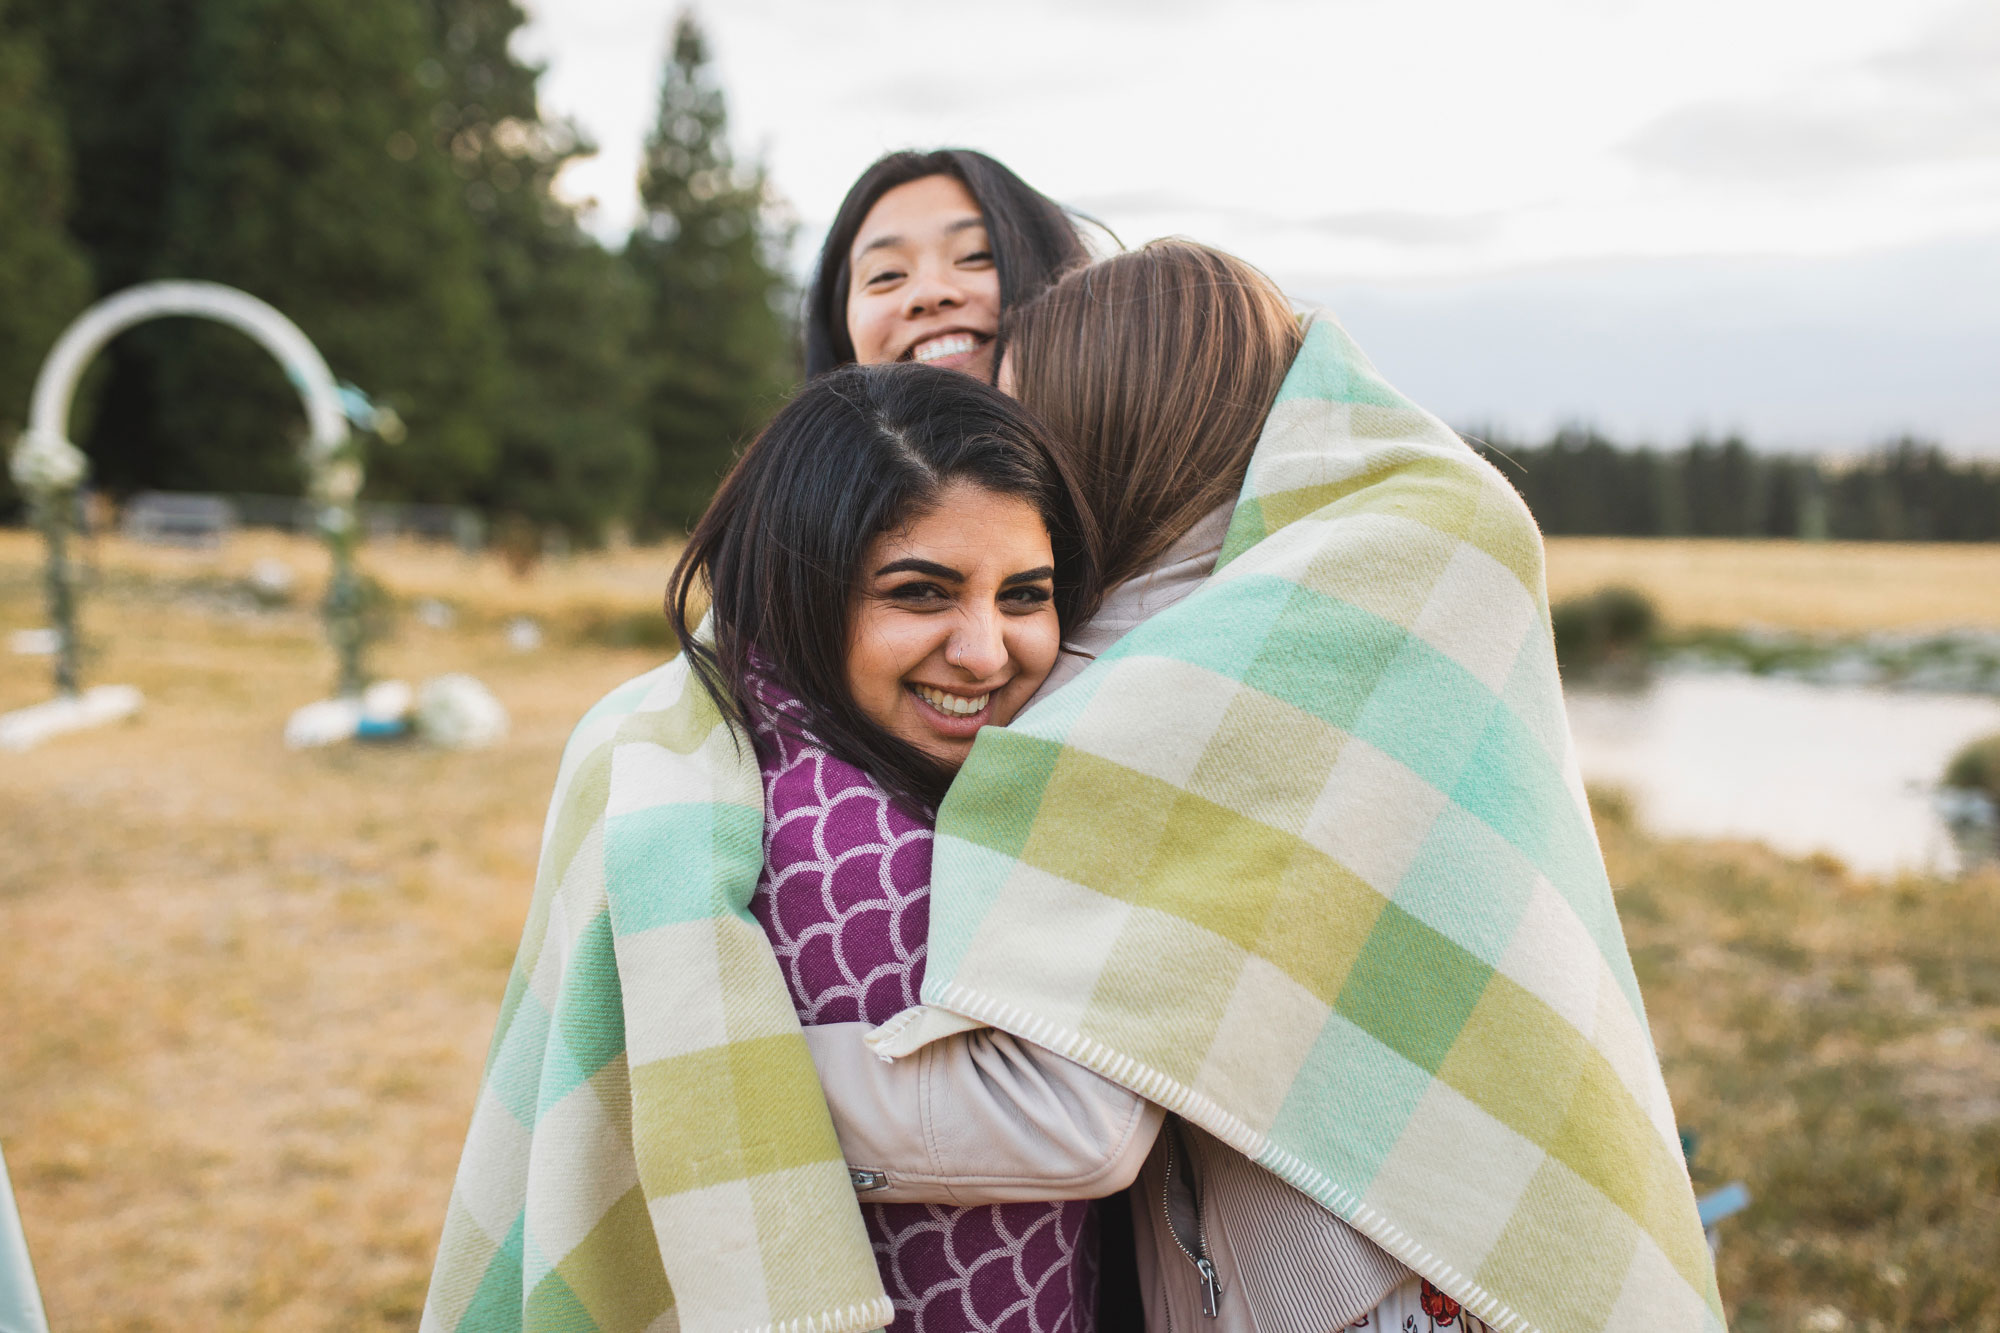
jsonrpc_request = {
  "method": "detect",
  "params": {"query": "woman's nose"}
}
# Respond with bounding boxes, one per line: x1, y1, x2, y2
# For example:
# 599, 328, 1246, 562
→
946, 611, 1008, 678
904, 266, 965, 318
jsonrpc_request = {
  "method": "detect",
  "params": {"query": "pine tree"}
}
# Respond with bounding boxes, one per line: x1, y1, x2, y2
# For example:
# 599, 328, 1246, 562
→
627, 12, 797, 533
11, 0, 197, 494
419, 0, 649, 539
151, 0, 505, 500
0, 0, 93, 513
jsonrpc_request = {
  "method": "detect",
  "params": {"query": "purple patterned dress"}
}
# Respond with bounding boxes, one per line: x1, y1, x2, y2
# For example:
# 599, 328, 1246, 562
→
747, 682, 1098, 1333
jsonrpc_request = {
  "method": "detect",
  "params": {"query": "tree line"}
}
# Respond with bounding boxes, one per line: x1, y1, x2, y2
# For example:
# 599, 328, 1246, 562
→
1472, 430, 2000, 542
8, 0, 1991, 549
0, 0, 791, 539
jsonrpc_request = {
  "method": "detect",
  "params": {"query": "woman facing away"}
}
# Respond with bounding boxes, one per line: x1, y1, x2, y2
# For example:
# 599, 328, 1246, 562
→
1000, 241, 1478, 1330
884, 237, 1722, 1333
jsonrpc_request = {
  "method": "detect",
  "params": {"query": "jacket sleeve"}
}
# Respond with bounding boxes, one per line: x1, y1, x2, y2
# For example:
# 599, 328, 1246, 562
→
803, 1021, 1164, 1206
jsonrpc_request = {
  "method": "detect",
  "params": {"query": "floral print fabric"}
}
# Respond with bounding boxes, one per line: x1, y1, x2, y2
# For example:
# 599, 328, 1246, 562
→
1347, 1277, 1494, 1331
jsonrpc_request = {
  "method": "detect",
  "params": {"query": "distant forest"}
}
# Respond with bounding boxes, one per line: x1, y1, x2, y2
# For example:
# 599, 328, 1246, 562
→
1, 0, 793, 540
1470, 431, 2000, 542
8, 0, 1993, 547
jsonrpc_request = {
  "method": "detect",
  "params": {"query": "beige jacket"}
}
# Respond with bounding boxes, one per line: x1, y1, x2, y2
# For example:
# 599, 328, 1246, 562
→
806, 508, 1410, 1328
804, 1021, 1162, 1204
1132, 1119, 1409, 1332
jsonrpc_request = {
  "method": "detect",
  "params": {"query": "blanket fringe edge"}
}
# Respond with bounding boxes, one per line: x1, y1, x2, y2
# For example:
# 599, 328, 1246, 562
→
926, 981, 1549, 1333
730, 1295, 898, 1333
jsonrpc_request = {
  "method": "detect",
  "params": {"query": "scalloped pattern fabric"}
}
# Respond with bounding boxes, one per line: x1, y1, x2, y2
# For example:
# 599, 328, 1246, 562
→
749, 685, 1098, 1333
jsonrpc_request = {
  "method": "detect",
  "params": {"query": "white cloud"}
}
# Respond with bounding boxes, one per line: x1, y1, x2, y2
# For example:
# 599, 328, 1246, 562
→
519, 0, 1995, 279
1623, 1, 2000, 184
512, 0, 2000, 450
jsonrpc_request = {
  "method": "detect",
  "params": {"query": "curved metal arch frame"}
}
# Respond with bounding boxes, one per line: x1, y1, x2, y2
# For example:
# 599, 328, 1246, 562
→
12, 281, 366, 699
28, 281, 350, 464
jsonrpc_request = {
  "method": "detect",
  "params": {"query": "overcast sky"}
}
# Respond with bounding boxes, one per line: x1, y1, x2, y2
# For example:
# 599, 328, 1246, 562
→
515, 0, 2000, 454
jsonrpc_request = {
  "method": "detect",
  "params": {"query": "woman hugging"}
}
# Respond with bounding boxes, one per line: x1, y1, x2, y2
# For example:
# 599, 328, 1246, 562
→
424, 150, 1723, 1333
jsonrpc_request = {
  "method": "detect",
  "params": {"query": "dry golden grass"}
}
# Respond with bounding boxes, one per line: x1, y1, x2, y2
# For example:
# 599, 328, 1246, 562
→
0, 526, 684, 647
1, 529, 672, 1331
1545, 538, 2000, 633
1602, 792, 2000, 1331
3, 530, 1997, 1330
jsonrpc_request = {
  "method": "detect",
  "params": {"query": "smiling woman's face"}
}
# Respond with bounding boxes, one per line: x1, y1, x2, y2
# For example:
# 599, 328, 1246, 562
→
847, 480, 1059, 769
845, 174, 1001, 380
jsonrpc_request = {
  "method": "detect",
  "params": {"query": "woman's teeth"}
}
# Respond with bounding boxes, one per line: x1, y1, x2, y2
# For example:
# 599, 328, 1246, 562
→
913, 684, 991, 716
912, 333, 978, 364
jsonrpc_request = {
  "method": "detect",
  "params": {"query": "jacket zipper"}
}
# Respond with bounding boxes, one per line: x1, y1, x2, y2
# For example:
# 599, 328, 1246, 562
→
1161, 1125, 1222, 1319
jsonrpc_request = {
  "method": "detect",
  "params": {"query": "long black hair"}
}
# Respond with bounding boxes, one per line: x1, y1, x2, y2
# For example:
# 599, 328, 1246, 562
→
804, 149, 1090, 378
667, 362, 1100, 813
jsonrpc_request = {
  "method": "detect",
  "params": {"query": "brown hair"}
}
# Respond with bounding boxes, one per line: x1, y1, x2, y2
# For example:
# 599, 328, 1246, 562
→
1001, 239, 1303, 589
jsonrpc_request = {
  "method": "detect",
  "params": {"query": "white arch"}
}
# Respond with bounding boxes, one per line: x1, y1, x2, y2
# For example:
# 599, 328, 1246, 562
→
26, 280, 350, 468
7, 281, 367, 715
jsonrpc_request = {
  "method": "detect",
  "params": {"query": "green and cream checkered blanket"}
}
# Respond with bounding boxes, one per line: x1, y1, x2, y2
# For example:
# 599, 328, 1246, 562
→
419, 663, 892, 1333
422, 312, 1721, 1333
879, 314, 1725, 1332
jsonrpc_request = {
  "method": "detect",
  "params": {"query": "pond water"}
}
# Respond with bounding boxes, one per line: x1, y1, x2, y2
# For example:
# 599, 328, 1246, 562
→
1564, 672, 2000, 876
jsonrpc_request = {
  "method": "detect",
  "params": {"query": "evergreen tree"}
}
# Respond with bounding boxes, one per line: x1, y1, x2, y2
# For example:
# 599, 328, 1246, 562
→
12, 0, 197, 494
152, 0, 504, 500
1647, 448, 1690, 537
420, 0, 649, 539
0, 0, 93, 513
627, 12, 797, 533
1476, 427, 2000, 543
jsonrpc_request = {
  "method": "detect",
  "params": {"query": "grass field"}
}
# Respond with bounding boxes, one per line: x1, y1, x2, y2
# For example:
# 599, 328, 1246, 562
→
1595, 795, 2000, 1332
3, 530, 1997, 1331
1543, 538, 2000, 633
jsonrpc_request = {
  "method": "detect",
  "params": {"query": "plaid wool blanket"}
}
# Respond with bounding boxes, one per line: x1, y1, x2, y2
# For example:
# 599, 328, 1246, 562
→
419, 664, 893, 1333
877, 315, 1725, 1332
423, 313, 1721, 1333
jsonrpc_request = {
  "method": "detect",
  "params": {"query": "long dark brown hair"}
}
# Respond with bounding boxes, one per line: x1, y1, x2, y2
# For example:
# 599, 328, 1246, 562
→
667, 362, 1100, 813
1002, 239, 1303, 589
804, 149, 1089, 378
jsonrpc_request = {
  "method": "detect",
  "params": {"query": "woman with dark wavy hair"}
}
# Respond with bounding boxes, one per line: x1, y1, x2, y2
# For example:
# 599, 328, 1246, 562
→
667, 361, 1158, 1333
803, 149, 1089, 382
425, 358, 1159, 1333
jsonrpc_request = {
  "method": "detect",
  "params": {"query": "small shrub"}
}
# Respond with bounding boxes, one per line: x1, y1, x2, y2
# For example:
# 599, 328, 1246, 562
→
1552, 585, 1659, 679
1943, 733, 2000, 804
1586, 783, 1637, 829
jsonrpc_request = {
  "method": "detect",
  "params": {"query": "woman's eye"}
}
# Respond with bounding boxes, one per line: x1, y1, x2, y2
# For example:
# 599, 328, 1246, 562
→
1002, 585, 1053, 610
885, 581, 948, 605
863, 268, 904, 287
958, 250, 993, 267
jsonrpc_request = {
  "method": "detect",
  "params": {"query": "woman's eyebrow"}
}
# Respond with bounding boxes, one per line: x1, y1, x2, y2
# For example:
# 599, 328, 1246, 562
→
876, 557, 963, 581
1001, 566, 1056, 587
854, 216, 985, 261
854, 233, 907, 261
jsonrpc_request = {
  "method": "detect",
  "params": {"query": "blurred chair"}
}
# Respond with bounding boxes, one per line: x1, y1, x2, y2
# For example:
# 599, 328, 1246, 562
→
1682, 1130, 1752, 1257
1698, 1181, 1752, 1257
122, 491, 235, 549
